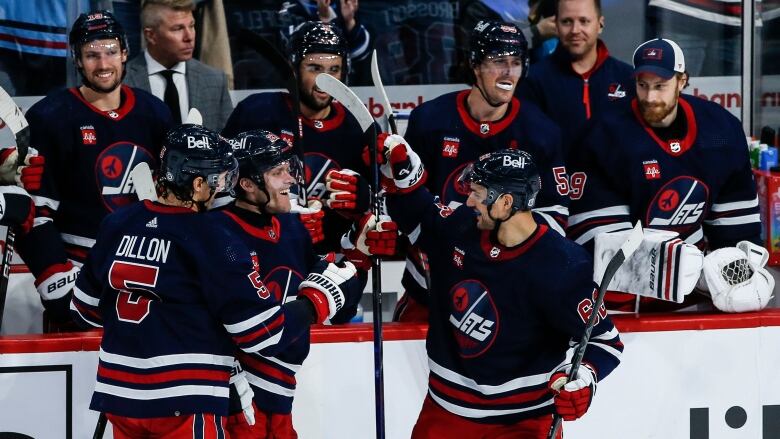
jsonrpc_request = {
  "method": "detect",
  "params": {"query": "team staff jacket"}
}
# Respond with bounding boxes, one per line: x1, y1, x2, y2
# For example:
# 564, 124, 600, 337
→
22, 85, 172, 269
210, 204, 364, 415
518, 40, 634, 156
567, 95, 761, 252
222, 92, 370, 252
385, 187, 622, 423
70, 201, 317, 418
400, 90, 568, 303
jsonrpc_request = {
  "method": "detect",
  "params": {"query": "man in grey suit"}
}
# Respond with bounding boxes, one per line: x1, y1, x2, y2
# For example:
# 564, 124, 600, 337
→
124, 0, 232, 131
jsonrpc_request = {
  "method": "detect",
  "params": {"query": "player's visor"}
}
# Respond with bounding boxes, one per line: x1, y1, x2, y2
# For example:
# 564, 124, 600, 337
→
207, 157, 239, 193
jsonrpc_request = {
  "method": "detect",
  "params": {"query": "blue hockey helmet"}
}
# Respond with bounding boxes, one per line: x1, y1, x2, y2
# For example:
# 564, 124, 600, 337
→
469, 20, 529, 78
459, 149, 541, 212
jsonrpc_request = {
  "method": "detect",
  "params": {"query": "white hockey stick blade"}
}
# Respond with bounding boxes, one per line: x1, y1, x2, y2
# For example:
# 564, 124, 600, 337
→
0, 121, 16, 149
370, 50, 392, 133
315, 73, 375, 132
185, 108, 203, 125
130, 162, 157, 201
620, 221, 644, 261
0, 85, 27, 135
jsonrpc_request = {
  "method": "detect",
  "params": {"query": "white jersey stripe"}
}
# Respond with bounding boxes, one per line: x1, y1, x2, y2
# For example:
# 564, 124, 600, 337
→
31, 195, 59, 210
61, 233, 96, 248
428, 358, 564, 395
568, 205, 630, 227
258, 354, 302, 373
703, 214, 761, 226
245, 371, 296, 397
429, 390, 554, 418
574, 222, 633, 245
242, 330, 283, 353
710, 197, 759, 212
224, 307, 281, 334
99, 348, 234, 369
94, 382, 229, 400
73, 285, 100, 306
69, 302, 102, 328
534, 211, 565, 237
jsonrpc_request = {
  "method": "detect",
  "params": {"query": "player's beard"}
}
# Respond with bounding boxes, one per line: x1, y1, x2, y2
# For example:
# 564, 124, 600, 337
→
84, 69, 123, 94
300, 79, 332, 113
639, 90, 679, 125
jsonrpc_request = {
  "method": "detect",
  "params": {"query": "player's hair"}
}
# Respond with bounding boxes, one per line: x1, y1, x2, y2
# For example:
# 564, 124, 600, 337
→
676, 71, 690, 89
556, 0, 602, 16
141, 0, 195, 29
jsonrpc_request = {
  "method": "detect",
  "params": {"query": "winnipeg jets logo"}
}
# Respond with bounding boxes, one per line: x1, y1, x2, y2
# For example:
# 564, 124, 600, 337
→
449, 280, 498, 358
643, 48, 663, 60
647, 176, 709, 229
99, 143, 154, 211
607, 83, 626, 100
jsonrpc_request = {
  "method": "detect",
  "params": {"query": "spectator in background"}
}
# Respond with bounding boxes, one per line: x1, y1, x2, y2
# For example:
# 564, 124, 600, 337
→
278, 0, 372, 84
125, 0, 233, 131
518, 0, 633, 157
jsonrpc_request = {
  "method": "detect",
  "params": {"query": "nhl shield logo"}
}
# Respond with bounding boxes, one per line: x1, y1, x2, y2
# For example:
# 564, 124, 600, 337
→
448, 280, 499, 358
489, 247, 500, 258
313, 120, 324, 129
480, 123, 490, 135
107, 110, 119, 119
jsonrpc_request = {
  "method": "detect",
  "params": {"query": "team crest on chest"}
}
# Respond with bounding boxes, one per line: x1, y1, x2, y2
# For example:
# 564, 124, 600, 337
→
81, 125, 97, 145
96, 142, 155, 211
448, 280, 499, 358
263, 266, 304, 303
452, 247, 465, 268
607, 83, 626, 100
646, 176, 709, 229
442, 137, 460, 158
643, 160, 661, 180
480, 123, 490, 134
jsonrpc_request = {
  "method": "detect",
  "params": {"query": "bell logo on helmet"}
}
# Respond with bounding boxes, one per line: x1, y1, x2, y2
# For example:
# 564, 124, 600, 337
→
502, 155, 526, 169
187, 135, 211, 149
475, 21, 490, 32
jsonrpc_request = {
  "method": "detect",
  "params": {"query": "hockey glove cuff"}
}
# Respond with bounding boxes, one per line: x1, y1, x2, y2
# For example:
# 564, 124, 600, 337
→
549, 363, 597, 421
298, 255, 358, 323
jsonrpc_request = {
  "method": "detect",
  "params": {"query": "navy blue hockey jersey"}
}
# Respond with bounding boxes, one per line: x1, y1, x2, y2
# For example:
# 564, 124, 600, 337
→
222, 91, 369, 251
386, 187, 623, 423
567, 95, 761, 251
22, 85, 172, 269
518, 41, 634, 155
211, 204, 364, 414
401, 90, 569, 306
71, 201, 314, 418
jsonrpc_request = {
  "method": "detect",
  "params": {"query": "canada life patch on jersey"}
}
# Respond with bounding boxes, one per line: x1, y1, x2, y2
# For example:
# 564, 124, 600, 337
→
448, 279, 499, 358
646, 176, 710, 230
441, 163, 472, 208
304, 152, 341, 199
96, 142, 155, 212
643, 160, 661, 180
442, 137, 460, 158
81, 125, 97, 145
263, 266, 304, 303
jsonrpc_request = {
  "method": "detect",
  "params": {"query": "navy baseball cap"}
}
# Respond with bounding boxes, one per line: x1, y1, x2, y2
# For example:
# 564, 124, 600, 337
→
632, 38, 685, 79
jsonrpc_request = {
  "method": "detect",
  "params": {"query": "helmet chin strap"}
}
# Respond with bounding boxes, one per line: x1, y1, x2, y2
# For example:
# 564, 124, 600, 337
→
485, 197, 516, 232
475, 82, 506, 108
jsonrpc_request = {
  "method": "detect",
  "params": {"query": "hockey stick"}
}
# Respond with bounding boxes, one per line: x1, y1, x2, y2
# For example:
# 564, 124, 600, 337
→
130, 162, 157, 201
315, 73, 386, 439
0, 86, 29, 331
93, 413, 107, 439
370, 50, 396, 134
547, 222, 644, 439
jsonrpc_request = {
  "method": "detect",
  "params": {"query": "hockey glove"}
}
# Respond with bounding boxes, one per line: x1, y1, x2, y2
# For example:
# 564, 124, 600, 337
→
290, 198, 325, 244
340, 214, 398, 271
0, 147, 44, 191
0, 186, 34, 234
230, 360, 256, 426
325, 169, 370, 213
699, 241, 775, 313
549, 363, 597, 421
363, 134, 426, 193
298, 253, 360, 323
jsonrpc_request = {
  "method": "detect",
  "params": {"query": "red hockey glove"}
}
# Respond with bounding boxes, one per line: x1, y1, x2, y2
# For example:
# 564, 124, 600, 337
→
341, 213, 398, 270
290, 198, 325, 244
325, 169, 370, 213
0, 186, 35, 234
19, 149, 44, 191
549, 363, 597, 421
362, 134, 426, 193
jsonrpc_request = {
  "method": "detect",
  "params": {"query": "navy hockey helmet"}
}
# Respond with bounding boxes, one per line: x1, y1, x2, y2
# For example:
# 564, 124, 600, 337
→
232, 130, 304, 188
69, 10, 129, 64
289, 21, 349, 78
459, 149, 541, 212
469, 20, 529, 78
158, 124, 238, 199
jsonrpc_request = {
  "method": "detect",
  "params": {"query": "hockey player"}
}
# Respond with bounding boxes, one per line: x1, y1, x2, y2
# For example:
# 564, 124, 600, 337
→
360, 138, 623, 438
222, 21, 369, 253
567, 38, 766, 312
212, 129, 387, 437
70, 125, 363, 437
20, 10, 173, 326
517, 0, 634, 155
392, 20, 568, 322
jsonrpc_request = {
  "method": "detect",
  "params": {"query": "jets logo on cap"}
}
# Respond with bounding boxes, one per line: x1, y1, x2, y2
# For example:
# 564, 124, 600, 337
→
643, 48, 663, 60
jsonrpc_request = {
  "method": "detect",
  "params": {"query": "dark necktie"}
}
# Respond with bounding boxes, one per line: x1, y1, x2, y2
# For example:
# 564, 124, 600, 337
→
160, 70, 181, 124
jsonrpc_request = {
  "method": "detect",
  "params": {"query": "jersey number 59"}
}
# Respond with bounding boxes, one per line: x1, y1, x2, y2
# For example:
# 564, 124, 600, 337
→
109, 261, 160, 324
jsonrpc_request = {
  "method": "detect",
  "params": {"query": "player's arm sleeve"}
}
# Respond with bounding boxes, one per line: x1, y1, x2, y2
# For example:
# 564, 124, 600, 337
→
566, 125, 632, 253
68, 217, 115, 329
530, 125, 569, 236
203, 235, 313, 355
540, 259, 624, 381
341, 18, 371, 63
702, 139, 762, 249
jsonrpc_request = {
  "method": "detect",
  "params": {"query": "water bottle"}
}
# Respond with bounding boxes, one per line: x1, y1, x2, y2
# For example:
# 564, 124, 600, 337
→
350, 303, 364, 323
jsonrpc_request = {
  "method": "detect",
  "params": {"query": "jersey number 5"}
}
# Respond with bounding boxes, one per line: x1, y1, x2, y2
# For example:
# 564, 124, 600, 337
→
109, 261, 160, 324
